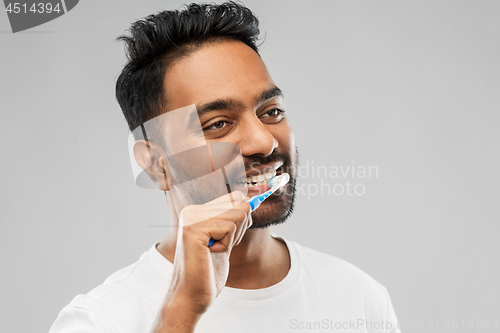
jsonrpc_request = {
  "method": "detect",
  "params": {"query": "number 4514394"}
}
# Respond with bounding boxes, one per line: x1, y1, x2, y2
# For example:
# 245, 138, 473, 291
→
6, 3, 61, 14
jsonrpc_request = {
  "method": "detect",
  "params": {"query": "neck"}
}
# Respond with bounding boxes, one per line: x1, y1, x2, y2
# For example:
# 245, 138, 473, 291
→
156, 191, 290, 289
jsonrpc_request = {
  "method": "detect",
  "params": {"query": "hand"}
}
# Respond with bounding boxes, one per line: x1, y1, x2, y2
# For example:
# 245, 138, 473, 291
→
166, 191, 252, 315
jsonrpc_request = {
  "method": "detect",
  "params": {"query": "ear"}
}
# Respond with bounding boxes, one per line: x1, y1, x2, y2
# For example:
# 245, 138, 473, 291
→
133, 140, 170, 191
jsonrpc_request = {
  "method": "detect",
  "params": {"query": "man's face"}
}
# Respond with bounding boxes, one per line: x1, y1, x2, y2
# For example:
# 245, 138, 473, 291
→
163, 40, 297, 228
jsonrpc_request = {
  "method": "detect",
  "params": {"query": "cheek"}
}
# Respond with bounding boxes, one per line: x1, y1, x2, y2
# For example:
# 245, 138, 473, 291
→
274, 121, 295, 155
272, 121, 297, 178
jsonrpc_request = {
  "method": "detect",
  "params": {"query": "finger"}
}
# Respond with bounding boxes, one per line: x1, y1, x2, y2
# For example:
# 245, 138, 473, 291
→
222, 199, 251, 245
238, 214, 252, 245
204, 205, 249, 248
204, 219, 237, 252
233, 215, 251, 246
233, 198, 252, 216
182, 219, 237, 252
211, 209, 248, 248
180, 192, 248, 226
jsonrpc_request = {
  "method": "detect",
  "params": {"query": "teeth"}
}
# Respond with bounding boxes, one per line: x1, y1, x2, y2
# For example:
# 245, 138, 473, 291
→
244, 169, 278, 187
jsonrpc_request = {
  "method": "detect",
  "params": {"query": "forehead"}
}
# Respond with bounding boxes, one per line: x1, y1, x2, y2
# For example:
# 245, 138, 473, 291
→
163, 41, 276, 111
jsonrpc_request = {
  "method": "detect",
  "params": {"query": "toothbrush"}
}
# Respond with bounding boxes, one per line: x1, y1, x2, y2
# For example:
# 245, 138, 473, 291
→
208, 173, 290, 247
246, 173, 290, 211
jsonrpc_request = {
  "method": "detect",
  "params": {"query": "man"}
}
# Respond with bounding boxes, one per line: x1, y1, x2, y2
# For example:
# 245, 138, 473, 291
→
50, 2, 400, 332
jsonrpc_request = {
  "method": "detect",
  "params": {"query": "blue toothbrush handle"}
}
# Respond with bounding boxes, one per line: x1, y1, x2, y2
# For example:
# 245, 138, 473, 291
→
208, 238, 215, 247
247, 195, 264, 211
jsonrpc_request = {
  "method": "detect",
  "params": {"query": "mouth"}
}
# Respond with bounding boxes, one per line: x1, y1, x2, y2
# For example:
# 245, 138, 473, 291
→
233, 163, 283, 196
242, 169, 277, 187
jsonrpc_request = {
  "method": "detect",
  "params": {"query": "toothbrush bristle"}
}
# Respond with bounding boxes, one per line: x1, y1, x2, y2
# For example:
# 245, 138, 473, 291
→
269, 175, 281, 188
269, 176, 277, 187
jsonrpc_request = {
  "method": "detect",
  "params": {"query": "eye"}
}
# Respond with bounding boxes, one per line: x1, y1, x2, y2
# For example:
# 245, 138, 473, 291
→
260, 108, 285, 123
204, 120, 231, 131
262, 108, 284, 117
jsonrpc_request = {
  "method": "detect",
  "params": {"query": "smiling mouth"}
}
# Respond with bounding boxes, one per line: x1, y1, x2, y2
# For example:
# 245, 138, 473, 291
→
235, 169, 278, 188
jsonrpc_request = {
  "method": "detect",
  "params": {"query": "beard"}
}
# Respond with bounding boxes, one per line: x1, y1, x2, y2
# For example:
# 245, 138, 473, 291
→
164, 142, 298, 228
245, 147, 298, 229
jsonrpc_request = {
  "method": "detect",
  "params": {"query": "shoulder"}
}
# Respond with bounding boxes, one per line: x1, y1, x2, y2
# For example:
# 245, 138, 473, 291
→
50, 244, 171, 332
49, 293, 122, 333
84, 243, 171, 304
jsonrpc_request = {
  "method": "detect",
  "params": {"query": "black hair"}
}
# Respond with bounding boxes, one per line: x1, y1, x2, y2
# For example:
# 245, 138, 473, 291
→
115, 2, 261, 138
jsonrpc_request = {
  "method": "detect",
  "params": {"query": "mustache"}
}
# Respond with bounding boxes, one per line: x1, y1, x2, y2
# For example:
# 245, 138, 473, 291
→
223, 149, 292, 184
243, 149, 291, 172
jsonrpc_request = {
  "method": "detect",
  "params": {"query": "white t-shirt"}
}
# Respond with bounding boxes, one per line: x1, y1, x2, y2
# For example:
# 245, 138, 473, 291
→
50, 236, 401, 333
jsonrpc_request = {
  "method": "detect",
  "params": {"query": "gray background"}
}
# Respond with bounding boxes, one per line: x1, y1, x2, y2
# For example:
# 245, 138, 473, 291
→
1, 1, 499, 332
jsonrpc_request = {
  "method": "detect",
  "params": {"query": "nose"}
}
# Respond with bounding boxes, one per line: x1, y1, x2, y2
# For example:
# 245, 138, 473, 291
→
237, 115, 278, 157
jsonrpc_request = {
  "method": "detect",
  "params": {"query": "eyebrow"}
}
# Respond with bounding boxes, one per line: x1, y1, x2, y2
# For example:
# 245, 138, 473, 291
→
193, 86, 284, 122
256, 86, 283, 105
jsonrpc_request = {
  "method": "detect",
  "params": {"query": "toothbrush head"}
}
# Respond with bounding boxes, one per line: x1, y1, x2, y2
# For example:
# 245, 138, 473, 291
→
268, 173, 290, 194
